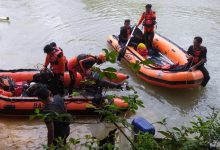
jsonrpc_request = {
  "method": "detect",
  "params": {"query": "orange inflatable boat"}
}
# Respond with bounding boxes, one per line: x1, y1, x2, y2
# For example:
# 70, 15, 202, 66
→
107, 33, 204, 89
0, 69, 129, 115
0, 69, 128, 87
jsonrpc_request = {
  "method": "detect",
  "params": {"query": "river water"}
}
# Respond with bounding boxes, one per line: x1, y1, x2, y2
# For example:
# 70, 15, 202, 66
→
0, 0, 220, 149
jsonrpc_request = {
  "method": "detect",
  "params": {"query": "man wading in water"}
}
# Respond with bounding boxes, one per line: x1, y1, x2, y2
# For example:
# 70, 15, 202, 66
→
187, 36, 210, 87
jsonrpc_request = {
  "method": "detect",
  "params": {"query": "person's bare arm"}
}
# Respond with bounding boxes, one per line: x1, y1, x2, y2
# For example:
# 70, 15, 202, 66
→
44, 55, 50, 68
137, 13, 144, 27
46, 121, 54, 146
190, 58, 206, 71
189, 47, 207, 71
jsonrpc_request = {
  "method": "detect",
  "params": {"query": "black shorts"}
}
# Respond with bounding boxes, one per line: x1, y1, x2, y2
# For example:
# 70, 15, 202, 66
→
144, 32, 154, 39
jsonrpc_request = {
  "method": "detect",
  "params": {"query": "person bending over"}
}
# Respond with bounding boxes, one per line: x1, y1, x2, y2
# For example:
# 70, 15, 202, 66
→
67, 53, 106, 95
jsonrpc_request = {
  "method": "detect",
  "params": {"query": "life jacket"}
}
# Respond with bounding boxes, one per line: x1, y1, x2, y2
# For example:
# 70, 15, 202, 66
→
143, 11, 156, 32
192, 47, 205, 64
137, 48, 148, 58
47, 49, 65, 74
49, 49, 63, 65
53, 46, 68, 71
68, 54, 97, 73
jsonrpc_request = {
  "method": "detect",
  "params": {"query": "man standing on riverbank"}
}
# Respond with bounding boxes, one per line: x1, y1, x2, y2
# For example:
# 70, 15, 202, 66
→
37, 86, 70, 147
187, 36, 210, 87
137, 4, 156, 49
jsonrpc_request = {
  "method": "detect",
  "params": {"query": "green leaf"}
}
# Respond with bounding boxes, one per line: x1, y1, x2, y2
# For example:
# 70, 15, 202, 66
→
91, 66, 101, 73
72, 91, 80, 96
173, 127, 182, 132
158, 131, 173, 138
103, 67, 117, 72
34, 108, 40, 114
108, 50, 118, 63
104, 72, 117, 80
156, 118, 167, 125
136, 100, 145, 108
99, 72, 105, 79
102, 48, 109, 55
130, 62, 141, 72
140, 59, 155, 65
102, 49, 118, 64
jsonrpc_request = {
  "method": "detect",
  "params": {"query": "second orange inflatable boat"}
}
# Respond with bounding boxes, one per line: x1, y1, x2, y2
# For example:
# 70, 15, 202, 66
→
107, 33, 204, 89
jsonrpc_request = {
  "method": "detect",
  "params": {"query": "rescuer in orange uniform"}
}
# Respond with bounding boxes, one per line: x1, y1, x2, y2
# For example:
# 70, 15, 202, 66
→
50, 42, 68, 71
68, 53, 106, 95
42, 44, 66, 95
137, 4, 156, 50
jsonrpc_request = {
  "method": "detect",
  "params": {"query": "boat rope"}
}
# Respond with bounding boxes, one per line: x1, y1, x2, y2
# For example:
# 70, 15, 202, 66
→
0, 69, 38, 72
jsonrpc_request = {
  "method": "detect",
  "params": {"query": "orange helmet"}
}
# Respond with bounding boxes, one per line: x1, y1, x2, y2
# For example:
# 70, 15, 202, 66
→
97, 53, 106, 64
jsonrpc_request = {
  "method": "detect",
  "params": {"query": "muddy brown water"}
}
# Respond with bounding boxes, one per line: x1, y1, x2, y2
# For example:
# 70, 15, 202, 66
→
0, 0, 220, 149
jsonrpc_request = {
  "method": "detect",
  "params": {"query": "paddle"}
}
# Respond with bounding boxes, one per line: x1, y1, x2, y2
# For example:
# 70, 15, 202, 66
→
125, 46, 187, 72
158, 52, 174, 65
117, 25, 137, 61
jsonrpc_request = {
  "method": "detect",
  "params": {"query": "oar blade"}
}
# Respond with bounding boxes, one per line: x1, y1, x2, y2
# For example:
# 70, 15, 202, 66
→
117, 47, 126, 61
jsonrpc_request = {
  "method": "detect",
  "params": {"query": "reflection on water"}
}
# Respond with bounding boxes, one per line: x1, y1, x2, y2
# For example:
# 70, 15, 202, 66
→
0, 0, 220, 149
